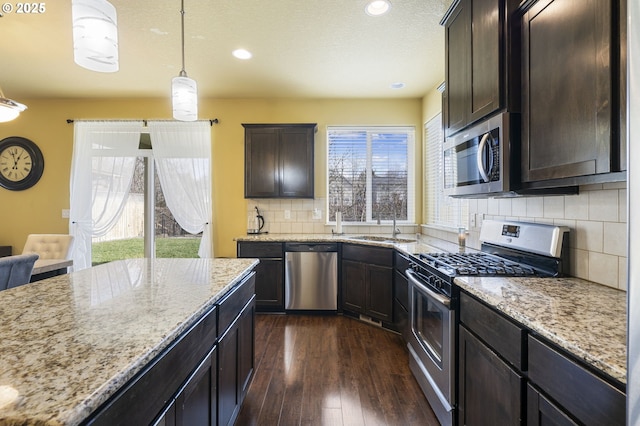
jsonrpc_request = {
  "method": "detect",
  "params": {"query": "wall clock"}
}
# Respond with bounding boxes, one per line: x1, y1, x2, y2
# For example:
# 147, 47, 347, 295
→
0, 136, 45, 191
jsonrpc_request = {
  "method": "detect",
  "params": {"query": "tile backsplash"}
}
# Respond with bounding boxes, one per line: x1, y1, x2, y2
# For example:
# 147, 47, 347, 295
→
423, 182, 628, 291
247, 183, 627, 291
245, 198, 417, 236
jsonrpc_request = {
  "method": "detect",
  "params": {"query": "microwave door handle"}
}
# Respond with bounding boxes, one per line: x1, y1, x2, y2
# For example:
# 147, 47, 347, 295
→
476, 133, 491, 183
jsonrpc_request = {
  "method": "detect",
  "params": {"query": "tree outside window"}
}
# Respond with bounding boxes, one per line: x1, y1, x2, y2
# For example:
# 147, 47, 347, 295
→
327, 127, 414, 224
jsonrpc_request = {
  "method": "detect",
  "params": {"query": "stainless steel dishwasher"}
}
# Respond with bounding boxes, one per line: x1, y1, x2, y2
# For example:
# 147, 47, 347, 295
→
284, 242, 338, 310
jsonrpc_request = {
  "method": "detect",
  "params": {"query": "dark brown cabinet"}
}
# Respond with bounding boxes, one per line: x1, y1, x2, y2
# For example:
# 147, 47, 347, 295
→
175, 348, 216, 426
527, 335, 625, 426
520, 0, 626, 184
237, 242, 284, 311
459, 291, 626, 426
442, 0, 517, 136
341, 244, 393, 323
243, 123, 316, 198
458, 292, 525, 425
393, 251, 410, 339
458, 326, 524, 425
218, 296, 255, 426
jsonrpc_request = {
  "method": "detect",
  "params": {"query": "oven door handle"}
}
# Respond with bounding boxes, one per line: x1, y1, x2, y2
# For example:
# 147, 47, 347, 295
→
406, 269, 451, 308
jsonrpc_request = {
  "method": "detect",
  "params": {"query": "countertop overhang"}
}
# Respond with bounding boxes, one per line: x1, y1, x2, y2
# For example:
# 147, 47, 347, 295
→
0, 258, 258, 426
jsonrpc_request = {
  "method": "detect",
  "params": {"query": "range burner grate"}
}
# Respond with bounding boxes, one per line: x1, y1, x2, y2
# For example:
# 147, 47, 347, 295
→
419, 252, 537, 277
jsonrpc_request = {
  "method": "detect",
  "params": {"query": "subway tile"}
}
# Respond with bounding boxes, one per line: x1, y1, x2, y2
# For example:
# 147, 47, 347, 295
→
564, 193, 589, 220
575, 220, 603, 252
619, 189, 627, 222
588, 189, 619, 222
570, 248, 589, 280
603, 222, 627, 256
499, 199, 512, 216
543, 196, 565, 219
487, 199, 500, 215
588, 252, 619, 289
512, 198, 527, 217
526, 197, 544, 217
477, 198, 488, 214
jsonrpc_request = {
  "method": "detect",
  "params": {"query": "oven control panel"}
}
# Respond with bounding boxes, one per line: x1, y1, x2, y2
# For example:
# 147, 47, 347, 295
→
480, 219, 569, 258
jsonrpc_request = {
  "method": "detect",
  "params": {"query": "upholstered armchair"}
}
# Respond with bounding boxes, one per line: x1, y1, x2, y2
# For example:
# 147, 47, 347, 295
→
0, 253, 39, 290
22, 234, 74, 260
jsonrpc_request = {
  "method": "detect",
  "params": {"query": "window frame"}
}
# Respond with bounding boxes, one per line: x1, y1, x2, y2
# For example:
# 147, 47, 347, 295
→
326, 125, 415, 225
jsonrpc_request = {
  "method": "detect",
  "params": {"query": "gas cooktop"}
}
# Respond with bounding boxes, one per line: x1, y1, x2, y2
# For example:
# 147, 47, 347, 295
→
419, 252, 537, 277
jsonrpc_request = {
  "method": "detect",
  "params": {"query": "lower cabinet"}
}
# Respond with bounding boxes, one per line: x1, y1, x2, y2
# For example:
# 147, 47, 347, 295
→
458, 325, 524, 425
459, 290, 626, 426
393, 251, 410, 338
218, 297, 255, 426
341, 244, 393, 323
176, 347, 217, 426
237, 242, 284, 312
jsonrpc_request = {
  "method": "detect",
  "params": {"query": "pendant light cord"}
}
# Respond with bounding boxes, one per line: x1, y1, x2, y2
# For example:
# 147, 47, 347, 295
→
179, 0, 187, 77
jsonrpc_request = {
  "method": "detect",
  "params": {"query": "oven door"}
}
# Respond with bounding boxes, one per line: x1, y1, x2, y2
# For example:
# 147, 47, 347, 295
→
406, 269, 455, 426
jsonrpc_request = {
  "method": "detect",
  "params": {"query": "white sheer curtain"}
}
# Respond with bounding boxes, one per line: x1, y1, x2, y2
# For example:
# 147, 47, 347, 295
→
70, 121, 142, 270
148, 121, 213, 258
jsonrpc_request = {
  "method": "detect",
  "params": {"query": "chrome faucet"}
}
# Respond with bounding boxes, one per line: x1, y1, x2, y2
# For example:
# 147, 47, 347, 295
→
392, 216, 401, 239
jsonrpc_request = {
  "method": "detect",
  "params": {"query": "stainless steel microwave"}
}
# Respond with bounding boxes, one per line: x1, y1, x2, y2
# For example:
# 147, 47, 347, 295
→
443, 112, 516, 198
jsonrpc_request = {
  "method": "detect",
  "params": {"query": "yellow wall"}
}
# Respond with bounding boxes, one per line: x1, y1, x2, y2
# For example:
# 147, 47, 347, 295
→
0, 97, 422, 258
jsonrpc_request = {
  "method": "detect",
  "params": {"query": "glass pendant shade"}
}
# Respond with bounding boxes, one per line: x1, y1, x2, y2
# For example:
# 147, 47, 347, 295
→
172, 76, 198, 122
0, 97, 27, 123
72, 0, 119, 73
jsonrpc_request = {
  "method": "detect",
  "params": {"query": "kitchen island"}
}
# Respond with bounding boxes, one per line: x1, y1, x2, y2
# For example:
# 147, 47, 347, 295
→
0, 257, 258, 426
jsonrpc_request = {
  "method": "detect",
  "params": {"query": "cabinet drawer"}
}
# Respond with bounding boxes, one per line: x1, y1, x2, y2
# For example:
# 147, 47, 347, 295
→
460, 292, 525, 370
394, 251, 411, 272
342, 244, 393, 266
237, 242, 283, 258
218, 272, 256, 335
528, 335, 625, 426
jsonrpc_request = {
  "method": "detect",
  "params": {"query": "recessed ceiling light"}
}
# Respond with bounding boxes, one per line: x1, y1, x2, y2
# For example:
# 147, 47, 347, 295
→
390, 82, 405, 89
366, 0, 391, 16
232, 49, 252, 60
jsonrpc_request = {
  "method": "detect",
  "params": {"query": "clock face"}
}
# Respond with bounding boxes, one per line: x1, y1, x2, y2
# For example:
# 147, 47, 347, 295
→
0, 145, 33, 182
0, 137, 44, 191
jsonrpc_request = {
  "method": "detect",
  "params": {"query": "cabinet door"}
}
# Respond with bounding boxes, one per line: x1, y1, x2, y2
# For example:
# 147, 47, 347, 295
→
469, 0, 502, 123
527, 384, 578, 426
366, 264, 393, 322
175, 348, 216, 426
238, 299, 255, 400
254, 259, 283, 311
458, 326, 523, 425
522, 0, 614, 182
279, 126, 314, 197
444, 0, 470, 135
342, 259, 366, 314
244, 127, 279, 197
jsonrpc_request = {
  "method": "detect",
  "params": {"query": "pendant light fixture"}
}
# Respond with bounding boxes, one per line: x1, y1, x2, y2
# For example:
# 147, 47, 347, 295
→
71, 0, 119, 73
172, 0, 198, 121
0, 87, 27, 123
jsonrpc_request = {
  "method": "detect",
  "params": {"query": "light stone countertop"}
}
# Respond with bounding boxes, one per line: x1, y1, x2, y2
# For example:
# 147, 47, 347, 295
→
236, 233, 627, 386
0, 257, 259, 426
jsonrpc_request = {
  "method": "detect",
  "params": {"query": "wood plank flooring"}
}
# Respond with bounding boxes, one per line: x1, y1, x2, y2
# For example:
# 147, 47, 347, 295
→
236, 314, 439, 426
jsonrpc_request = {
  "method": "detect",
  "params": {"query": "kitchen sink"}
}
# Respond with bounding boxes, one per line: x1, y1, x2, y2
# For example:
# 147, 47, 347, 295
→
348, 235, 416, 244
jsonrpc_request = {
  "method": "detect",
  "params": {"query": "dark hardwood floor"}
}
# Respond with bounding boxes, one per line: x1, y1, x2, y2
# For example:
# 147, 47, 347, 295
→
236, 314, 439, 426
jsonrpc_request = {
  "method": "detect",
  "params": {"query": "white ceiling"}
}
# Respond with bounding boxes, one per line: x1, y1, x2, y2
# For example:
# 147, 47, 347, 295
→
1, 0, 452, 100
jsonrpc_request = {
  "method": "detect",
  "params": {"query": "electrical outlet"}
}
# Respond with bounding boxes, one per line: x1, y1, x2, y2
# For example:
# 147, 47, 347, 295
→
470, 213, 477, 228
62, 209, 70, 218
312, 208, 322, 220
284, 210, 291, 220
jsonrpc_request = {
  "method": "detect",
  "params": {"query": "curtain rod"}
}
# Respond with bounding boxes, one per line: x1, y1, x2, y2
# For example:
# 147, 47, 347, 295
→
66, 119, 219, 126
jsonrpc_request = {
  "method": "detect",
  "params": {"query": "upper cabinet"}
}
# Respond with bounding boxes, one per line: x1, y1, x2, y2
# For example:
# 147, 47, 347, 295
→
243, 123, 316, 198
442, 0, 519, 137
520, 0, 627, 185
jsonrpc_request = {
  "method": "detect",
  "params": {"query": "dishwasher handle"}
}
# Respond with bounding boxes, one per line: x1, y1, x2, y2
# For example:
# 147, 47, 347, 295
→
284, 242, 338, 252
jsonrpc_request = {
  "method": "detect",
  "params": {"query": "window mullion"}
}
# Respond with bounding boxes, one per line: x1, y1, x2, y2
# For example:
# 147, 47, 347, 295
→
365, 131, 373, 222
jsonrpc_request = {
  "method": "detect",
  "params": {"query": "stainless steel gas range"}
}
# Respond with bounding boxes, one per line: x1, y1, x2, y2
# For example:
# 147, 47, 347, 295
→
406, 220, 569, 426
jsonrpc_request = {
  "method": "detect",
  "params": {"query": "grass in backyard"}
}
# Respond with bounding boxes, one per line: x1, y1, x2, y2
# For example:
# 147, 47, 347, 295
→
92, 237, 201, 265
